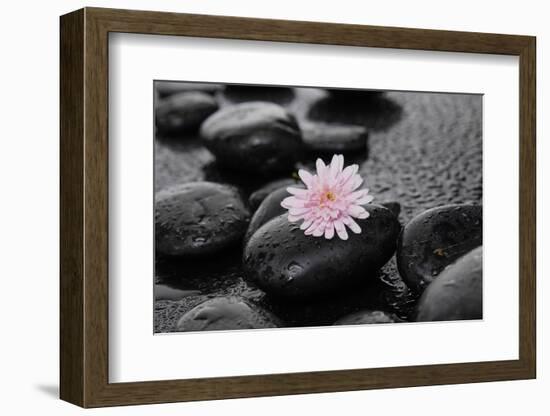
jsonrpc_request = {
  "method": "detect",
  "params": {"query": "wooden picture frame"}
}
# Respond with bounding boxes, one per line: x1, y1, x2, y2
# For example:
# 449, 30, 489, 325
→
60, 7, 536, 408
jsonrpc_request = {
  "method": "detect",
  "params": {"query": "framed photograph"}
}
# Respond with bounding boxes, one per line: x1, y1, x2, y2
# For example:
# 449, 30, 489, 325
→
60, 7, 536, 408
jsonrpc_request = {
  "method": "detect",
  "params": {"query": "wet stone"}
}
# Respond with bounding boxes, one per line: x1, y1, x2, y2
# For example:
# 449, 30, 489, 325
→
245, 187, 290, 242
248, 178, 301, 211
334, 310, 398, 325
155, 182, 250, 256
396, 204, 482, 293
175, 296, 282, 332
222, 85, 294, 105
300, 121, 369, 154
244, 186, 302, 241
200, 102, 304, 175
155, 81, 223, 98
380, 201, 401, 218
243, 204, 401, 299
155, 92, 219, 134
308, 93, 403, 132
416, 246, 482, 321
326, 88, 385, 100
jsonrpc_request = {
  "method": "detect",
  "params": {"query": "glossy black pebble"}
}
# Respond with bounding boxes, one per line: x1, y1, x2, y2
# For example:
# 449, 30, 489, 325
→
175, 296, 281, 332
416, 246, 482, 321
245, 187, 292, 242
248, 178, 301, 211
155, 91, 218, 134
243, 204, 400, 299
200, 102, 303, 175
155, 182, 250, 256
396, 204, 482, 293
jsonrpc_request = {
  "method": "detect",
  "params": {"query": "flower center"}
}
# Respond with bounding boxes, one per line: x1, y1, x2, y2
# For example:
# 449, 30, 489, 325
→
320, 190, 337, 207
325, 191, 336, 201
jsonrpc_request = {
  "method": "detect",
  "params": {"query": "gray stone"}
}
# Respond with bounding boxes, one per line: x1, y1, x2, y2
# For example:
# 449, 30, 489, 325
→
175, 296, 282, 332
416, 246, 482, 321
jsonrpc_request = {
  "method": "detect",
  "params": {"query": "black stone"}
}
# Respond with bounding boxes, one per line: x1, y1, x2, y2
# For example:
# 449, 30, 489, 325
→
416, 246, 482, 321
334, 310, 398, 325
200, 102, 304, 175
155, 182, 250, 256
155, 91, 219, 134
308, 93, 403, 132
245, 187, 289, 242
326, 88, 385, 100
243, 204, 401, 299
155, 81, 223, 98
175, 296, 282, 332
222, 85, 294, 105
396, 204, 482, 293
380, 201, 401, 218
248, 178, 301, 211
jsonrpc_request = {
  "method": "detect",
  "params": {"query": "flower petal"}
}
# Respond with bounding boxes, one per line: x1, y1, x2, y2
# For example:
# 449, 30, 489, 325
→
300, 219, 313, 230
316, 159, 327, 183
343, 174, 363, 192
305, 218, 323, 235
337, 154, 344, 173
348, 205, 370, 219
289, 207, 310, 216
339, 164, 359, 188
329, 154, 340, 180
287, 187, 309, 197
324, 222, 335, 239
355, 194, 374, 205
281, 196, 302, 209
334, 219, 349, 240
312, 222, 326, 237
298, 169, 314, 187
348, 189, 374, 205
287, 214, 302, 222
342, 216, 362, 234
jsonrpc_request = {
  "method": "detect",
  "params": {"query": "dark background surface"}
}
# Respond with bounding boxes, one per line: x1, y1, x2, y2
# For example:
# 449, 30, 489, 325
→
154, 85, 482, 332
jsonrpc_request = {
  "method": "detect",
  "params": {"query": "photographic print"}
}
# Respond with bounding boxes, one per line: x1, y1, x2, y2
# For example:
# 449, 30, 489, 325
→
154, 82, 482, 333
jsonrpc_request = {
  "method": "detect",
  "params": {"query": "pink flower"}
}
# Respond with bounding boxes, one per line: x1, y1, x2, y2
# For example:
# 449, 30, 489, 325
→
281, 154, 374, 240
